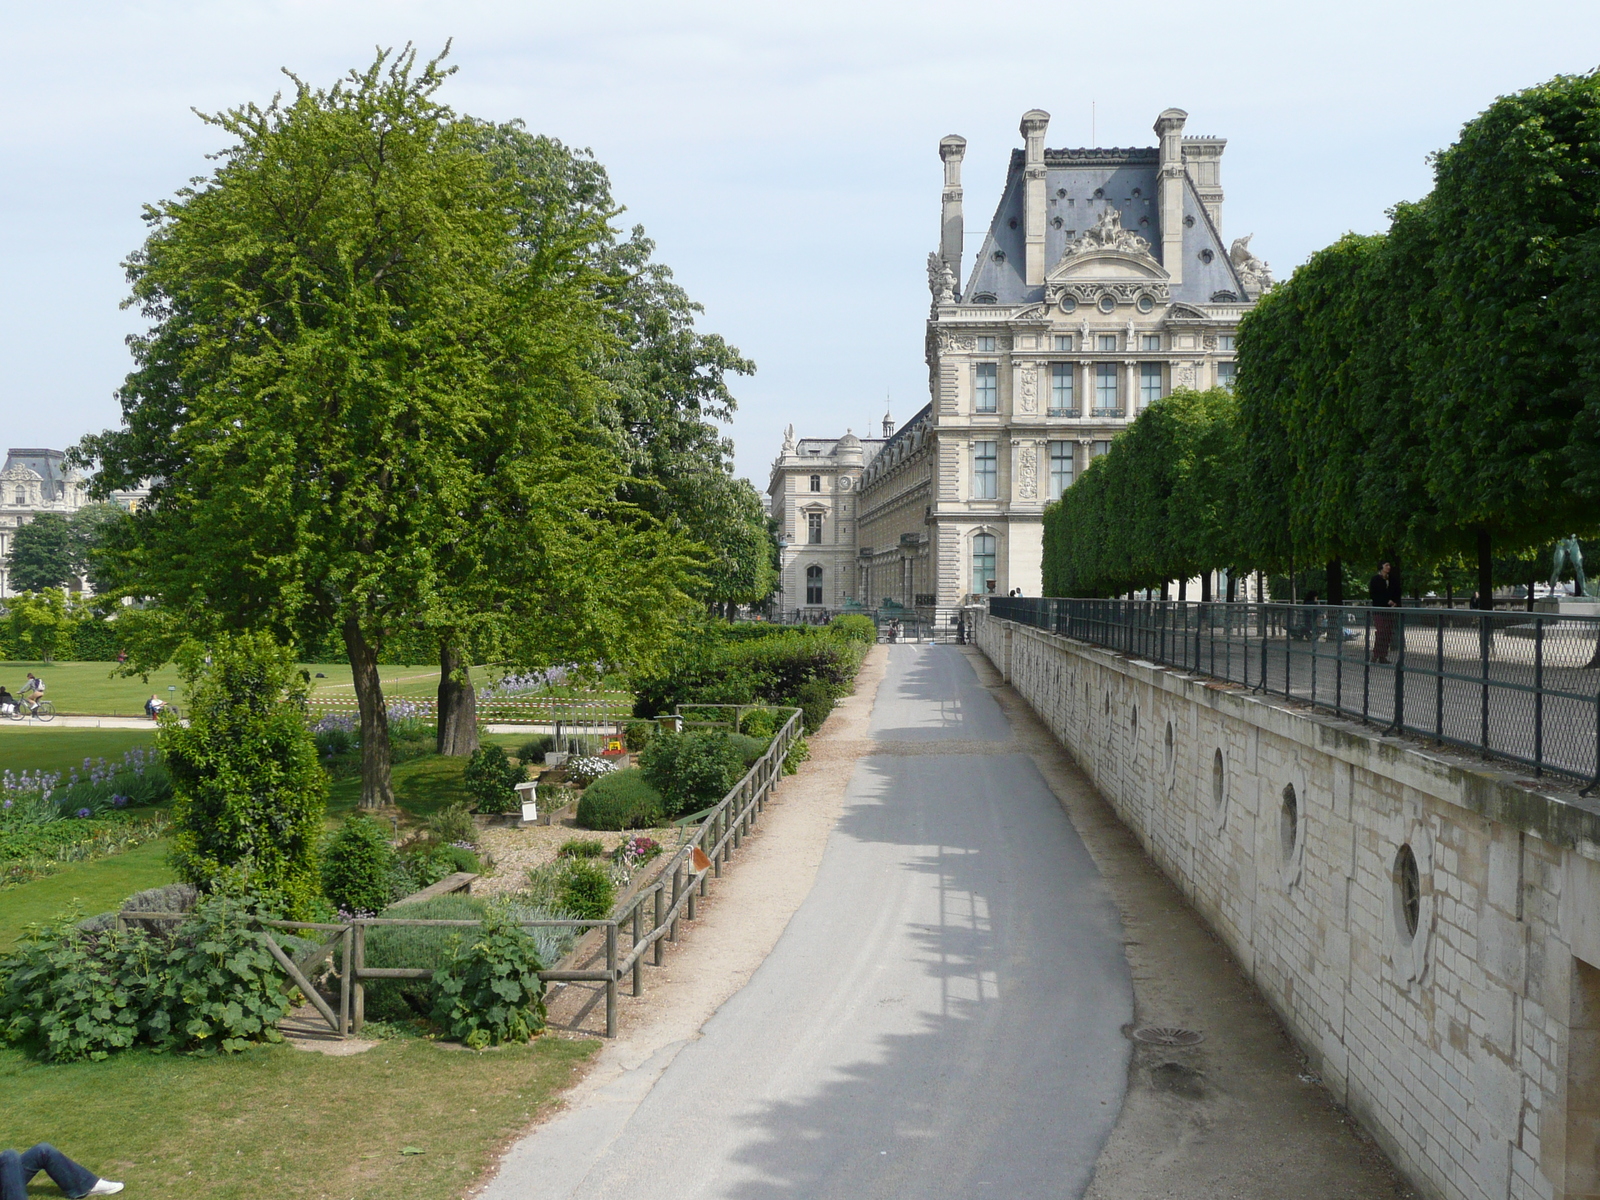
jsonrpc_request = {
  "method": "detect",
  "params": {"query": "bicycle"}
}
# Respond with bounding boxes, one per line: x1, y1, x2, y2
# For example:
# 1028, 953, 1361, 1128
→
11, 699, 55, 722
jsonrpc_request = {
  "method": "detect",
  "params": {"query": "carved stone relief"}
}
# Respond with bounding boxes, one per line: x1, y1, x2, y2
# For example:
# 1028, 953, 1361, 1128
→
1018, 363, 1038, 414
1017, 446, 1038, 500
1176, 363, 1197, 388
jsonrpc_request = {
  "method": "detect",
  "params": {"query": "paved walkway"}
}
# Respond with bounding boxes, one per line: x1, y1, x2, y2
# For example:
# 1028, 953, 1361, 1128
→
487, 644, 1133, 1200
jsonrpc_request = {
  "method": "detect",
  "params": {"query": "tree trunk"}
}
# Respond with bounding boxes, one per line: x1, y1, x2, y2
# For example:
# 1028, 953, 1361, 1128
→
1226, 572, 1237, 603
1179, 577, 1187, 602
1326, 557, 1344, 607
1476, 527, 1494, 610
436, 640, 479, 757
1529, 561, 1537, 612
343, 616, 394, 810
1201, 570, 1212, 602
1161, 580, 1170, 602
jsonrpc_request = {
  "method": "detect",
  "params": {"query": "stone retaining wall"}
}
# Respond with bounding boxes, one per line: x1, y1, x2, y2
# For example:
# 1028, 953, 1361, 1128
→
978, 614, 1600, 1200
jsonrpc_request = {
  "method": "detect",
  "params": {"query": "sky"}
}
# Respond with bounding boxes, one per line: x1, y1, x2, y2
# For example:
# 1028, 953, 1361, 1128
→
5, 0, 1600, 487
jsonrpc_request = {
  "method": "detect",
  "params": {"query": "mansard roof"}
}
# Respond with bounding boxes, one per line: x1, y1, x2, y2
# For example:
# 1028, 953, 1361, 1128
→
961, 147, 1246, 307
3, 448, 71, 490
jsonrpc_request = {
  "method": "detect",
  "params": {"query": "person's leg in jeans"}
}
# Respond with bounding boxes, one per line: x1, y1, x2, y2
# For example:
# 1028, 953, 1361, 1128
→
14, 1144, 101, 1198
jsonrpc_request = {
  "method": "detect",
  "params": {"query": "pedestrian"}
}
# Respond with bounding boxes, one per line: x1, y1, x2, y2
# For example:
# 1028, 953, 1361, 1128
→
0, 1143, 122, 1198
1369, 562, 1400, 663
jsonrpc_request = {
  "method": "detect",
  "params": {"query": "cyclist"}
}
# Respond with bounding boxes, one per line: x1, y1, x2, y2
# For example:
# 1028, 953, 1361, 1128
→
20, 672, 44, 717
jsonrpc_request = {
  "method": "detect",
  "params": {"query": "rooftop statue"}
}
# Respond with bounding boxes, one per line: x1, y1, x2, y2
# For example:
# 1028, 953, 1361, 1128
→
1065, 207, 1152, 257
1229, 234, 1275, 295
926, 252, 956, 306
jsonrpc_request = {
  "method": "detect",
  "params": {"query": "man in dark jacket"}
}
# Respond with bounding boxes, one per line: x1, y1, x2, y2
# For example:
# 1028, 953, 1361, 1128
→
1369, 561, 1400, 662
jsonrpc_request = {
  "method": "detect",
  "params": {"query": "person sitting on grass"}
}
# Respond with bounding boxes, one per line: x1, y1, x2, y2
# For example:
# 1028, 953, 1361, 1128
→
0, 686, 15, 716
0, 1143, 122, 1197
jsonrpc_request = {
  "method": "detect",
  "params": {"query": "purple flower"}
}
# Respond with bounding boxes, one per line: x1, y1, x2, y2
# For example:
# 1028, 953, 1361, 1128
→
112, 795, 128, 808
3, 800, 11, 811
76, 808, 92, 819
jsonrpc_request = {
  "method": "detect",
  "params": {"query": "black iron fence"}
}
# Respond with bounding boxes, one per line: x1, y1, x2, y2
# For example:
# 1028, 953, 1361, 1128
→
988, 597, 1600, 788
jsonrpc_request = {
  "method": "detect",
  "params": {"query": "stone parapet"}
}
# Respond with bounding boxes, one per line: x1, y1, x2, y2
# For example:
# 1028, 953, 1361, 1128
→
978, 612, 1600, 1200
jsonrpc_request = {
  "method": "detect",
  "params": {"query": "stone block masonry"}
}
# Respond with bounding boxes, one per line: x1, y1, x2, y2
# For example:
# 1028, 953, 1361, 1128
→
977, 613, 1600, 1200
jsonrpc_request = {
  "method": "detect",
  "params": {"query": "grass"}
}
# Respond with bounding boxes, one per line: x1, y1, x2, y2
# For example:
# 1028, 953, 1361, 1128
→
0, 838, 175, 951
326, 734, 530, 823
0, 1035, 596, 1200
0, 727, 159, 774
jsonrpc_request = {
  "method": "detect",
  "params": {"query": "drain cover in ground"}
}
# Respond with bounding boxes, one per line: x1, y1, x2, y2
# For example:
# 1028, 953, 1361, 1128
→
1131, 1026, 1204, 1046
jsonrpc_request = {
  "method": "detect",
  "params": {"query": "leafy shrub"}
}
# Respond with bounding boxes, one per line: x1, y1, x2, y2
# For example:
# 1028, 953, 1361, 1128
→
631, 623, 864, 719
575, 770, 665, 831
557, 838, 606, 859
322, 815, 394, 915
796, 678, 837, 734
427, 802, 477, 848
738, 708, 778, 740
556, 859, 615, 920
639, 731, 745, 818
430, 910, 547, 1048
783, 736, 810, 775
515, 735, 554, 763
162, 632, 326, 916
150, 895, 291, 1054
726, 733, 767, 766
536, 781, 577, 811
829, 613, 877, 645
0, 894, 289, 1061
463, 744, 526, 814
314, 725, 357, 758
565, 756, 616, 788
392, 839, 481, 897
623, 720, 655, 751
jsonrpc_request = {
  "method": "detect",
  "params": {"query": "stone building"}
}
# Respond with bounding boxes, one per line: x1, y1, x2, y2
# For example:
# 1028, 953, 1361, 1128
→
0, 447, 147, 597
783, 105, 1272, 611
766, 424, 889, 613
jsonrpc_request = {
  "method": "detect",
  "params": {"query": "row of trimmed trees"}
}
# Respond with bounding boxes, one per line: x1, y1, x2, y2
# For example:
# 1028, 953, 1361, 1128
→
76, 47, 775, 807
1044, 69, 1600, 602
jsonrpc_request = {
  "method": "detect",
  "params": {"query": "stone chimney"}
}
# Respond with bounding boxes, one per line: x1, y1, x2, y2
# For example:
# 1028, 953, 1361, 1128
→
939, 136, 967, 288
882, 408, 895, 438
1182, 135, 1226, 231
1154, 108, 1188, 287
1020, 110, 1050, 287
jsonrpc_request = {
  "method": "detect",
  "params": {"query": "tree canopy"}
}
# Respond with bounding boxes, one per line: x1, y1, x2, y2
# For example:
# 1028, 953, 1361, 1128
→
81, 47, 704, 805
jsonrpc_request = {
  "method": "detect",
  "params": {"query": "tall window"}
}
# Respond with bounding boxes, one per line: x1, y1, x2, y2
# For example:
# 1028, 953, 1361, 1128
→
1048, 441, 1074, 499
1140, 362, 1163, 406
1217, 334, 1236, 352
974, 362, 998, 413
1053, 335, 1073, 351
1217, 361, 1237, 391
807, 511, 823, 544
809, 474, 821, 492
1095, 363, 1119, 414
1097, 334, 1118, 352
972, 440, 998, 499
1049, 364, 1074, 415
1142, 334, 1161, 351
1091, 440, 1111, 459
805, 564, 823, 605
972, 533, 997, 595
976, 335, 996, 352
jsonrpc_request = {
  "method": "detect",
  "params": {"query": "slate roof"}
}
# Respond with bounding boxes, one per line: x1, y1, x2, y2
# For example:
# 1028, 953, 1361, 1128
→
2, 448, 71, 496
961, 147, 1247, 306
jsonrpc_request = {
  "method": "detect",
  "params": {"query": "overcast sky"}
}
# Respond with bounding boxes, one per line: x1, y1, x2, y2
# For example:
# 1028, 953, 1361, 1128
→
5, 0, 1600, 486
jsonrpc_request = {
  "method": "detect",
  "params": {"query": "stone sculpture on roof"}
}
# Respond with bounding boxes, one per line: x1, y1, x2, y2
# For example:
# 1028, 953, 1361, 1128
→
926, 252, 956, 306
1229, 234, 1275, 296
1065, 207, 1153, 258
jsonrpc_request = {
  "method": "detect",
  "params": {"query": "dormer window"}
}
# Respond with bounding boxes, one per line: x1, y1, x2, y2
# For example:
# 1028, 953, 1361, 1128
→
809, 474, 821, 492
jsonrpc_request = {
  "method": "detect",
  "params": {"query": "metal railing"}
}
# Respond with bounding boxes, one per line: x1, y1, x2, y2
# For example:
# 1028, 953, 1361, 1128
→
988, 597, 1600, 788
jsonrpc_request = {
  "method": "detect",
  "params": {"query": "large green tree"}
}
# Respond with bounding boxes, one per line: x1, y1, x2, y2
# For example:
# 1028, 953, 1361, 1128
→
83, 48, 697, 805
7, 513, 76, 593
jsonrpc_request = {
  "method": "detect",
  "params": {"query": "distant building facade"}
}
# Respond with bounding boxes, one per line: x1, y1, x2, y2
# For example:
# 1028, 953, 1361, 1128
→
0, 448, 148, 598
766, 425, 888, 613
770, 105, 1273, 611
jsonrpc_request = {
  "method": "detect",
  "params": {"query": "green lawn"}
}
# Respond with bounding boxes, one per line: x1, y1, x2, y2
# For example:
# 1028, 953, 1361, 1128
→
326, 734, 532, 822
0, 727, 159, 774
0, 839, 176, 950
1, 1035, 596, 1200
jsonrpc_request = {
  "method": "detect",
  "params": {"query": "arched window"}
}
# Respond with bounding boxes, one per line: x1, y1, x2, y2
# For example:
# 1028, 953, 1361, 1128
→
972, 533, 997, 596
14, 489, 23, 505
806, 564, 823, 606
809, 474, 821, 492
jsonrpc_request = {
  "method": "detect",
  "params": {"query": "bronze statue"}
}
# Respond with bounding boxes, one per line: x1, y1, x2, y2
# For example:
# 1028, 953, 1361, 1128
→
1550, 535, 1588, 597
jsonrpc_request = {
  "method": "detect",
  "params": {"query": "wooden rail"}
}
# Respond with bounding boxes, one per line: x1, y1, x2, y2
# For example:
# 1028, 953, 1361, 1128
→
115, 707, 803, 1041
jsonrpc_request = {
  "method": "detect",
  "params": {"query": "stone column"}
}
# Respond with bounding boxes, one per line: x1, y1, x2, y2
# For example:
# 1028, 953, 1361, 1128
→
1155, 108, 1188, 287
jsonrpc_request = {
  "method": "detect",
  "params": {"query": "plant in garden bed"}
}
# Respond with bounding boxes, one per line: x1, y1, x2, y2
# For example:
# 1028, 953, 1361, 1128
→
638, 731, 745, 819
0, 814, 171, 891
564, 756, 616, 788
430, 910, 547, 1049
612, 836, 661, 871
0, 893, 290, 1062
575, 769, 664, 831
462, 744, 526, 814
321, 814, 395, 916
557, 838, 606, 859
